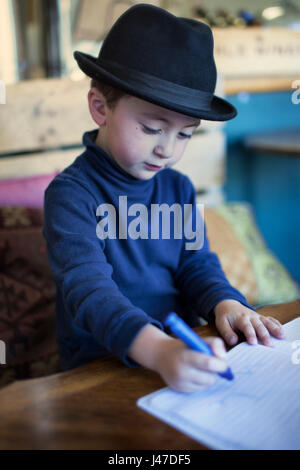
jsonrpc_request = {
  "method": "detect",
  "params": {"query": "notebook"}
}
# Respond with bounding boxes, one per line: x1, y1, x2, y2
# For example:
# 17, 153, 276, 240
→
137, 317, 300, 450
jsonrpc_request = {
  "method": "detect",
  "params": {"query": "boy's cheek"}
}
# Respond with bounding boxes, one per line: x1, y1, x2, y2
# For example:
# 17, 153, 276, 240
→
108, 141, 138, 165
116, 136, 149, 163
167, 150, 185, 168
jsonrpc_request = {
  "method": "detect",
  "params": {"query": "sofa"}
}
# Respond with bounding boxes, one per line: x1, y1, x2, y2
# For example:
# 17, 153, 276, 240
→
1, 79, 298, 388
0, 202, 299, 389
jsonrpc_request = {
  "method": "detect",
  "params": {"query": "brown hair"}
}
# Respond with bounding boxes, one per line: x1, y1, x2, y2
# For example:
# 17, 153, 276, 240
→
90, 79, 129, 109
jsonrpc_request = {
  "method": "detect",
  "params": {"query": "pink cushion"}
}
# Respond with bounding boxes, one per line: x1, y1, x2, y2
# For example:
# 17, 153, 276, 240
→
0, 171, 59, 207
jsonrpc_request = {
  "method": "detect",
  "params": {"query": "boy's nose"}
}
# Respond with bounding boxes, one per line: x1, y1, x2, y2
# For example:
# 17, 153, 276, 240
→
154, 146, 169, 159
154, 138, 175, 159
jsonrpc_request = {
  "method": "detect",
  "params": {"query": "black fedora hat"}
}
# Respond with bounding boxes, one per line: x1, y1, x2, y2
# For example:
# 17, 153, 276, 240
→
74, 3, 237, 121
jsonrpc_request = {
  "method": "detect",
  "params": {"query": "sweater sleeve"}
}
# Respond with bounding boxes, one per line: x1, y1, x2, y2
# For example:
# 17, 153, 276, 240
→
43, 176, 162, 366
174, 176, 255, 322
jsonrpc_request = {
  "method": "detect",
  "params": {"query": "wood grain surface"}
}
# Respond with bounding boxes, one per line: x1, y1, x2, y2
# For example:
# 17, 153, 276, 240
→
0, 300, 299, 450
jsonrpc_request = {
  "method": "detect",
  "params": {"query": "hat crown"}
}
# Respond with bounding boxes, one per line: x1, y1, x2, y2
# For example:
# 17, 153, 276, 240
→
99, 4, 216, 93
73, 3, 237, 120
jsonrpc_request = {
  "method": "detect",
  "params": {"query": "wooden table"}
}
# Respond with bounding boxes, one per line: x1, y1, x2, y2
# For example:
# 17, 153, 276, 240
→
0, 300, 299, 450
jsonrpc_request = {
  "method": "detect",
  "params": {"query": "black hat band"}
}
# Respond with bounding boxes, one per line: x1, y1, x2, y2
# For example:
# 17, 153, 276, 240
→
96, 58, 213, 111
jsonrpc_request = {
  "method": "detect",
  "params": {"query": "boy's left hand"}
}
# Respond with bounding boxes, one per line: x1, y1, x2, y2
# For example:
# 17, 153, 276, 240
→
213, 299, 285, 347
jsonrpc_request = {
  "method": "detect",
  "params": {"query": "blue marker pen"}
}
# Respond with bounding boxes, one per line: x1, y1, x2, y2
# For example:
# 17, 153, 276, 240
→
165, 312, 234, 381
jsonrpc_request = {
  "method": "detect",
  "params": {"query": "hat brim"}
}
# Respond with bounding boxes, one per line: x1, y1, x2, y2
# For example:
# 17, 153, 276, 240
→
74, 51, 237, 121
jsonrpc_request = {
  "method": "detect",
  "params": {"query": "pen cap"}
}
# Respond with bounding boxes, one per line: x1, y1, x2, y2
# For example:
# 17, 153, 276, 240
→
165, 312, 179, 329
165, 312, 212, 355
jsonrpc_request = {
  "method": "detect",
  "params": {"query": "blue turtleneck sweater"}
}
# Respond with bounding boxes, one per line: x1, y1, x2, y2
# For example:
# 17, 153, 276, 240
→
43, 129, 252, 370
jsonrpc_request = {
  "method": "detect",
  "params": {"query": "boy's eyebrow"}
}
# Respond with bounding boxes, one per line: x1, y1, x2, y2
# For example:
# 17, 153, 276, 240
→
141, 112, 199, 128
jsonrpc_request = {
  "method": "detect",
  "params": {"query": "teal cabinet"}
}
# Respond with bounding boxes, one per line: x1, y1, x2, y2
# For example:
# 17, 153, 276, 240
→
224, 90, 300, 283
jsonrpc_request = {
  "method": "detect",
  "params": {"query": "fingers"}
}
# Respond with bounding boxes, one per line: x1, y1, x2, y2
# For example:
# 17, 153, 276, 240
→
241, 323, 257, 345
172, 377, 214, 394
187, 346, 228, 375
168, 348, 225, 393
216, 315, 239, 346
250, 317, 273, 346
175, 356, 223, 393
232, 315, 284, 347
189, 369, 217, 388
205, 337, 227, 359
250, 315, 285, 346
233, 316, 258, 345
166, 337, 231, 393
216, 306, 285, 347
260, 315, 285, 339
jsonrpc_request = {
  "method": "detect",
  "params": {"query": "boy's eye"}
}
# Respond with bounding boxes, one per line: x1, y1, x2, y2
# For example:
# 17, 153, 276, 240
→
178, 132, 192, 140
142, 125, 192, 139
142, 125, 162, 135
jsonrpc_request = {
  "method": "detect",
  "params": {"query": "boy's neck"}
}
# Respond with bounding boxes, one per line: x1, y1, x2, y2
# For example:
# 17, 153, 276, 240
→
95, 128, 111, 158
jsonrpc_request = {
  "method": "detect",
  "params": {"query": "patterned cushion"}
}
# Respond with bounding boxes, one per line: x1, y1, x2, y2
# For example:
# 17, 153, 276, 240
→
0, 203, 298, 387
205, 203, 300, 307
0, 207, 61, 388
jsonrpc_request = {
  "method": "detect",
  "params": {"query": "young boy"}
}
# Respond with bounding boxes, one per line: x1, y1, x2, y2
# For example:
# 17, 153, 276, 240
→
43, 4, 284, 393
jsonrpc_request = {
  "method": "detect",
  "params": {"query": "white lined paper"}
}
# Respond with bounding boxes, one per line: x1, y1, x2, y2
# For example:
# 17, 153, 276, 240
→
137, 318, 300, 449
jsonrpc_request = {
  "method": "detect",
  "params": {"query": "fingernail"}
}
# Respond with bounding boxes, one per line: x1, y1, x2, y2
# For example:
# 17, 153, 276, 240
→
249, 337, 257, 345
229, 336, 237, 345
274, 324, 284, 333
218, 348, 226, 358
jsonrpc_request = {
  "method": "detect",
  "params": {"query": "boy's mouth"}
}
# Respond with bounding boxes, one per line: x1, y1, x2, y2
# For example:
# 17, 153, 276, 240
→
144, 162, 162, 171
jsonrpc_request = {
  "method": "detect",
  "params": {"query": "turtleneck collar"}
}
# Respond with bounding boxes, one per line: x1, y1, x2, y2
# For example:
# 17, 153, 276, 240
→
82, 129, 156, 193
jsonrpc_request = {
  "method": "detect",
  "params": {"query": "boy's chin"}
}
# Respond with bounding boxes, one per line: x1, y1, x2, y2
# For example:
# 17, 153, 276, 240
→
135, 171, 158, 181
127, 169, 158, 181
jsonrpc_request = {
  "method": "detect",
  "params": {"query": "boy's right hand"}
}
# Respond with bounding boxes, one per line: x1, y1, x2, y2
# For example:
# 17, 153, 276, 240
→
128, 324, 228, 394
154, 336, 228, 393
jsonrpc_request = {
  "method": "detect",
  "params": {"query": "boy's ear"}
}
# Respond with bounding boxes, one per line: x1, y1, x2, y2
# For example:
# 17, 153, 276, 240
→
88, 88, 107, 127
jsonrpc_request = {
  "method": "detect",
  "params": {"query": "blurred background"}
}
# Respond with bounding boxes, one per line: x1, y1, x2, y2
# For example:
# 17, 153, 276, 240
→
0, 0, 300, 288
2, 0, 300, 82
1, 0, 300, 387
